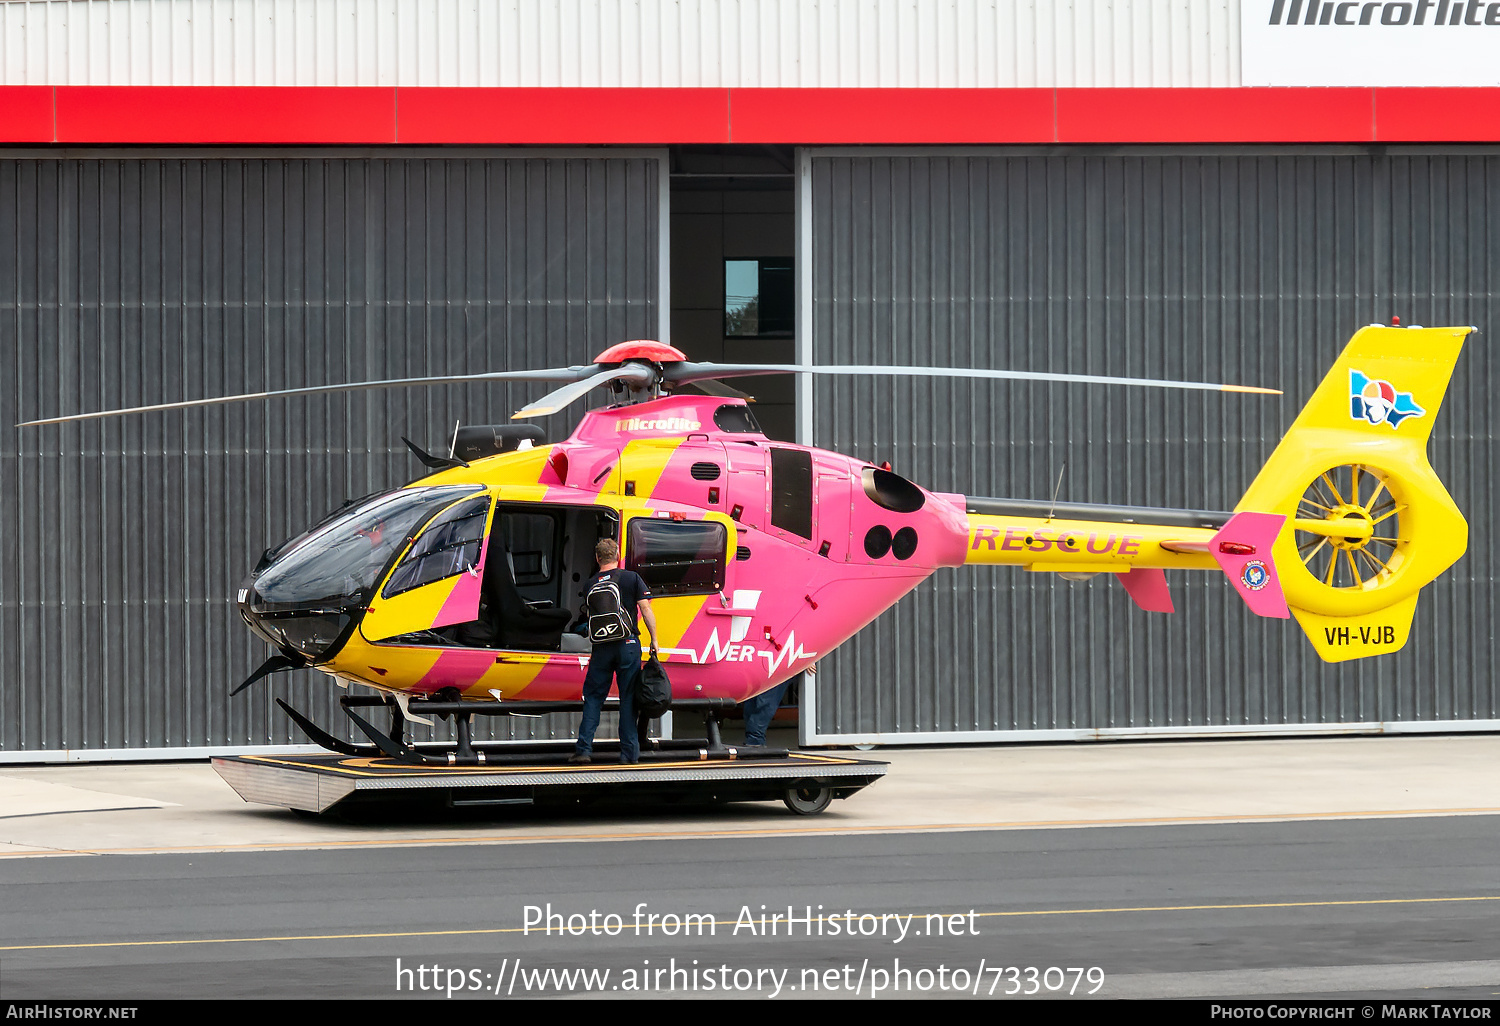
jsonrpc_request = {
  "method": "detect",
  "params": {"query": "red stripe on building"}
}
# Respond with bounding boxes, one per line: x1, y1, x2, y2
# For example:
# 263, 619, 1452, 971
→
2, 85, 1498, 145
396, 88, 729, 144
1374, 88, 1500, 143
55, 86, 396, 144
1057, 88, 1375, 144
0, 86, 55, 143
729, 88, 1055, 144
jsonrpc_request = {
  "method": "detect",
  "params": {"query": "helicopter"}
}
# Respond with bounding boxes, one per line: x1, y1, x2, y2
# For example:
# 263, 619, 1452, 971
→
20, 325, 1470, 764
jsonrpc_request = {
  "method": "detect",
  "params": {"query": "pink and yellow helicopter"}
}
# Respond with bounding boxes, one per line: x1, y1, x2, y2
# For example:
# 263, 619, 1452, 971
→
21, 325, 1470, 763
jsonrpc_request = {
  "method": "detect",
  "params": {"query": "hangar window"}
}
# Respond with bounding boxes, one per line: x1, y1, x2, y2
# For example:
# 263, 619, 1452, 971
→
725, 258, 794, 337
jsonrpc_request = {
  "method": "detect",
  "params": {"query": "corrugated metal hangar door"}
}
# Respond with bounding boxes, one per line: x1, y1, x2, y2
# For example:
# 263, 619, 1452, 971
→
801, 147, 1498, 744
1, 151, 663, 757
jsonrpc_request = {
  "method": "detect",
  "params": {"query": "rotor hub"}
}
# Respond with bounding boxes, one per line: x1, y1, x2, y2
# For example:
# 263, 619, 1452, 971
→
1327, 505, 1375, 551
593, 339, 687, 364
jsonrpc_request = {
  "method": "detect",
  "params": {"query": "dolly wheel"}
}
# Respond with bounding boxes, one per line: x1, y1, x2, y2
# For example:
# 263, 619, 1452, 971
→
783, 784, 833, 815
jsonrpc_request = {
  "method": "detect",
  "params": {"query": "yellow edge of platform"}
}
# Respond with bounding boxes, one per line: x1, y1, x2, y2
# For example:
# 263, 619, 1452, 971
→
221, 751, 873, 779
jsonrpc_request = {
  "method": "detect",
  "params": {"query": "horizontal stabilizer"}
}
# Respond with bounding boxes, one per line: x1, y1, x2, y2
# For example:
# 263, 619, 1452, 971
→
1211, 512, 1290, 619
1118, 567, 1174, 613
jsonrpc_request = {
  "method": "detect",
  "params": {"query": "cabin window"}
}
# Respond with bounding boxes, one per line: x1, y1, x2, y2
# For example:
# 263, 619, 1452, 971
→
770, 448, 814, 539
713, 404, 762, 434
625, 519, 728, 596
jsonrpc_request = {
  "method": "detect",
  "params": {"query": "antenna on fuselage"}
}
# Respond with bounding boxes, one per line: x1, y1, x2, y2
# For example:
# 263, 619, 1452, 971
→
448, 419, 461, 460
1046, 461, 1067, 523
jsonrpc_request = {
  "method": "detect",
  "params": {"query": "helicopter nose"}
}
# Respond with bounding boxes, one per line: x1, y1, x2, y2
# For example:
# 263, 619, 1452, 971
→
236, 577, 276, 646
234, 483, 485, 662
236, 572, 358, 664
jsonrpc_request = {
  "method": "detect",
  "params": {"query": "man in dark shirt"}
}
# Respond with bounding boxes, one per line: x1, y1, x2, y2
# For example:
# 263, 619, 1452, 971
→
571, 538, 658, 765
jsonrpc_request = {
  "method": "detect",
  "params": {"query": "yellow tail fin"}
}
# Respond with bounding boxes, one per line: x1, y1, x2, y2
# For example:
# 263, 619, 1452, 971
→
1237, 325, 1471, 662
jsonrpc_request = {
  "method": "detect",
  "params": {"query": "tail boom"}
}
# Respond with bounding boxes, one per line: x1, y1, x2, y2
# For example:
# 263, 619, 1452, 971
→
964, 512, 1220, 574
964, 508, 1291, 618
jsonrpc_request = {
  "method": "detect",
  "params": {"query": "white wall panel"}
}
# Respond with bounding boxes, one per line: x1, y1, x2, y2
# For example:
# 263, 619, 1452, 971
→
0, 0, 1243, 88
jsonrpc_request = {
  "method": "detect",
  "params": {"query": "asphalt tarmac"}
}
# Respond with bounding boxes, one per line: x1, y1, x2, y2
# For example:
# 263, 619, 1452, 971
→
1, 734, 1498, 1002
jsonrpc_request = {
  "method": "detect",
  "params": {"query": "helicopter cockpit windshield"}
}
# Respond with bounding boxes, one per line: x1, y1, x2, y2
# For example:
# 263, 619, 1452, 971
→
240, 485, 481, 661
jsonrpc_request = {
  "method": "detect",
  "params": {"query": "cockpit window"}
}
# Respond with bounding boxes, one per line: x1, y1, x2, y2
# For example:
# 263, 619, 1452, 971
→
382, 496, 491, 598
264, 490, 384, 565
252, 486, 481, 611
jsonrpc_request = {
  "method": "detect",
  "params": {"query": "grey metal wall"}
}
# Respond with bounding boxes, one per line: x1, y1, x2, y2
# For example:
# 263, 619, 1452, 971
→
0, 152, 660, 755
807, 148, 1498, 739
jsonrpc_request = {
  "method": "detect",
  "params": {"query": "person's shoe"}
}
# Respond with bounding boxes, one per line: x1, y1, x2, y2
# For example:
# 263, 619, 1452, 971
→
567, 753, 591, 764
619, 755, 639, 765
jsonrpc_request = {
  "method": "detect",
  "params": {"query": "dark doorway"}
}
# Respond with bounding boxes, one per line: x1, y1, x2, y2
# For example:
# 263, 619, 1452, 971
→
669, 145, 797, 441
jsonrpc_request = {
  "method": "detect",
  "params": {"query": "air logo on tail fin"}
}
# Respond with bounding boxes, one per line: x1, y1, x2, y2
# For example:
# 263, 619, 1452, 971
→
1349, 369, 1425, 429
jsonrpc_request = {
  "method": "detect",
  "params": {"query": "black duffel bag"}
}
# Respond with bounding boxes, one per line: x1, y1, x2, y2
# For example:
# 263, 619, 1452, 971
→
638, 651, 672, 717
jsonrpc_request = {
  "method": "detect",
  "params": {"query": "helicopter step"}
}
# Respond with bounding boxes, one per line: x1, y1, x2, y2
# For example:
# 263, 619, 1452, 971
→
210, 749, 887, 818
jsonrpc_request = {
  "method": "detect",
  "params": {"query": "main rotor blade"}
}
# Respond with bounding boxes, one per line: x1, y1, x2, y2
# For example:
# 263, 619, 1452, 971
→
511, 364, 658, 419
683, 377, 753, 400
17, 367, 601, 427
665, 362, 1281, 395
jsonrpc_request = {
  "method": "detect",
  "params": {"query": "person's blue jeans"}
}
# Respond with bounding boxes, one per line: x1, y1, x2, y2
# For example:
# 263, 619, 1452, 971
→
576, 637, 641, 761
742, 678, 792, 747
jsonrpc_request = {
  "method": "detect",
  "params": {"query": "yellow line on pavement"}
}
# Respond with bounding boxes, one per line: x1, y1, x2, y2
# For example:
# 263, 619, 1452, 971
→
2, 805, 1498, 859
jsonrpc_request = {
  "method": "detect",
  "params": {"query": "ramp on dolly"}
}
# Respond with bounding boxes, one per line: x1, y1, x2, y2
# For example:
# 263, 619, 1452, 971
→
213, 749, 887, 817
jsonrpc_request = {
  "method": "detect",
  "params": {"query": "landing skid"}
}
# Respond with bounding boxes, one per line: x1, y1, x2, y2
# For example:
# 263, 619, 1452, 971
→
280, 693, 770, 767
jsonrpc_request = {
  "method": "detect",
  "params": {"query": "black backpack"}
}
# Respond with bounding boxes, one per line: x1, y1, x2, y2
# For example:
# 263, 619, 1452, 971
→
585, 572, 632, 643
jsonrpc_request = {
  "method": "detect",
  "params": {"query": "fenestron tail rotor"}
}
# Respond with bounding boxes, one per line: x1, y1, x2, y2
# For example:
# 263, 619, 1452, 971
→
1293, 464, 1407, 590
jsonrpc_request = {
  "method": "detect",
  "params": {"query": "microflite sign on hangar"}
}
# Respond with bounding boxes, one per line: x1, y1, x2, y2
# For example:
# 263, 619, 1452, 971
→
0, 0, 1495, 759
1245, 1, 1500, 86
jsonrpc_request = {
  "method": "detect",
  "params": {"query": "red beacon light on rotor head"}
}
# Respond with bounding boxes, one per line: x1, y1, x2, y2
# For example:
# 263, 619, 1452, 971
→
593, 339, 687, 364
